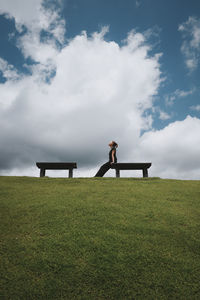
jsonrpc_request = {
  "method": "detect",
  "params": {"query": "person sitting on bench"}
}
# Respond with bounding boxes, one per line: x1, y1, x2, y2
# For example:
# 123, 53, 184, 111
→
94, 141, 118, 177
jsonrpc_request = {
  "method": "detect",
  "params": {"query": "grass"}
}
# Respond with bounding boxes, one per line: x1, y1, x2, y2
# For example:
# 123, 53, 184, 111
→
0, 176, 200, 299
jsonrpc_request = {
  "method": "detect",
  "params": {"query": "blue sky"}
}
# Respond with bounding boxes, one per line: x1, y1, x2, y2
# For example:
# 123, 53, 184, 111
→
0, 0, 200, 179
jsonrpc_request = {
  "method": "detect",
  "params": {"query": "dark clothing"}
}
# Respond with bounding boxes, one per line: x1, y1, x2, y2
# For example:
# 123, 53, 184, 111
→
95, 147, 117, 177
109, 147, 117, 163
94, 162, 111, 177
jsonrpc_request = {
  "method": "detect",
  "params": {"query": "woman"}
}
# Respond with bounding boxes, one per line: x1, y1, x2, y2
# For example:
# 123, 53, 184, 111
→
94, 141, 118, 177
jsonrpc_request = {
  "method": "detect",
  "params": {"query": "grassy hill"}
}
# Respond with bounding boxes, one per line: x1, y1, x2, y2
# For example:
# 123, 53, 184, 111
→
0, 176, 200, 299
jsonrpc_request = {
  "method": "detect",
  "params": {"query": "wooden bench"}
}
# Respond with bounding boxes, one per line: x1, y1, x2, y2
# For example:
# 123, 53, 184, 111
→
111, 163, 152, 178
36, 162, 77, 178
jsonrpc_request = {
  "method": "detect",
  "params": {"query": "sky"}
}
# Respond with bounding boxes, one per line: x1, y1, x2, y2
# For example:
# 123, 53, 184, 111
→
0, 0, 200, 179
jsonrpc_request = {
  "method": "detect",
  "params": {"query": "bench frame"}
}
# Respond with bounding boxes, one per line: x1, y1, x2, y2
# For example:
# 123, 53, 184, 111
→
111, 163, 152, 178
36, 162, 77, 178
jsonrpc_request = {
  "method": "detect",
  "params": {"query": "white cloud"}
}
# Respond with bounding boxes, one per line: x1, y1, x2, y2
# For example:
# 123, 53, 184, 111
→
0, 0, 65, 40
135, 0, 141, 8
0, 0, 66, 68
152, 106, 171, 121
0, 58, 20, 80
159, 110, 171, 120
175, 89, 194, 98
179, 16, 200, 72
136, 116, 200, 179
0, 5, 162, 175
165, 88, 194, 106
190, 105, 200, 112
0, 0, 42, 26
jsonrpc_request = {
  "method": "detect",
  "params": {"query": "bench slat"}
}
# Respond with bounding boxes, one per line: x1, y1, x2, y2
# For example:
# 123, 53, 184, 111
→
111, 163, 151, 170
36, 162, 77, 170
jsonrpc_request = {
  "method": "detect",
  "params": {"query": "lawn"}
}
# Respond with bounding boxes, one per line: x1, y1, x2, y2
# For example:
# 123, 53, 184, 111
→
0, 176, 200, 299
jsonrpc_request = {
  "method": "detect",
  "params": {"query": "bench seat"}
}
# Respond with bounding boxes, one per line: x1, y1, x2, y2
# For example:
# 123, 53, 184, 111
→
111, 163, 152, 177
36, 162, 77, 178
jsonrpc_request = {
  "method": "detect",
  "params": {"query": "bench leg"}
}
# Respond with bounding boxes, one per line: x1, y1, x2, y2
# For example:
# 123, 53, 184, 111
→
40, 168, 46, 177
143, 168, 148, 178
69, 169, 73, 178
116, 169, 120, 178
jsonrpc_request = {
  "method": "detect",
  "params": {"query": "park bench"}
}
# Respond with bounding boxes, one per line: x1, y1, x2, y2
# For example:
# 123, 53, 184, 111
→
111, 163, 152, 178
36, 162, 77, 178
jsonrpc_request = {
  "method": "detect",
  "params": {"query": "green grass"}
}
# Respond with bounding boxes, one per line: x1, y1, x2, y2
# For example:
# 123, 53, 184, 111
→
0, 176, 200, 299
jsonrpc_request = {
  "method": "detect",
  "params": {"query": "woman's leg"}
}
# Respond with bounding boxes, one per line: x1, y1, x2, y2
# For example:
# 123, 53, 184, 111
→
94, 162, 111, 177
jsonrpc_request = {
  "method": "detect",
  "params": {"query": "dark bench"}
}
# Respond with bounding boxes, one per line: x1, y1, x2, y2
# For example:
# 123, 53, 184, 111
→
36, 162, 77, 178
111, 163, 152, 178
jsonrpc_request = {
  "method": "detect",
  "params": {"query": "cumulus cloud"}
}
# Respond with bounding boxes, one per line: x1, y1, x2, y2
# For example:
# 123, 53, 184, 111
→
0, 0, 65, 72
179, 16, 200, 72
0, 0, 65, 41
136, 116, 200, 179
0, 2, 162, 176
0, 0, 42, 26
0, 58, 20, 81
